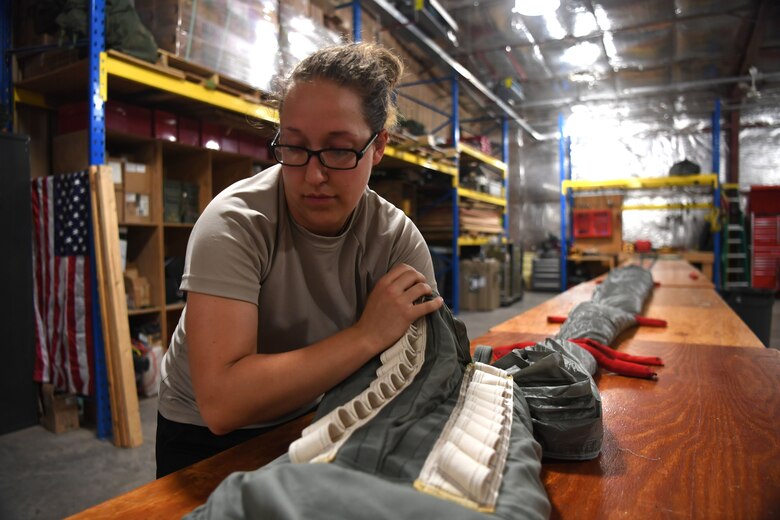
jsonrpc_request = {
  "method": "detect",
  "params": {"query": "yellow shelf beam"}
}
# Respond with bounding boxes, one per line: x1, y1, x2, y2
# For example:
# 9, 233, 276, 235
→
14, 87, 52, 110
458, 187, 506, 207
383, 145, 458, 175
104, 54, 278, 123
457, 142, 507, 173
457, 235, 506, 247
561, 173, 718, 193
622, 202, 715, 211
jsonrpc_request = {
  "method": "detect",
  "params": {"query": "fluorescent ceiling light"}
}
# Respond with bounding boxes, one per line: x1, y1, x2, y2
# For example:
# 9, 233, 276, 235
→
569, 71, 598, 83
513, 0, 560, 17
543, 13, 567, 40
572, 8, 598, 37
561, 42, 601, 66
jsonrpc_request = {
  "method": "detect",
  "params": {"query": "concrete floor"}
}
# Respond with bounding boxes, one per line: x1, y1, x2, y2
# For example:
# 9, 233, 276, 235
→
1, 289, 776, 520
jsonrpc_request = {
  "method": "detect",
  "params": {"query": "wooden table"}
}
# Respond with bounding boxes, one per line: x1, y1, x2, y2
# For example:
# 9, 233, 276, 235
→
472, 258, 778, 518
568, 254, 617, 270
489, 281, 763, 348
70, 260, 777, 519
473, 331, 780, 519
67, 413, 313, 519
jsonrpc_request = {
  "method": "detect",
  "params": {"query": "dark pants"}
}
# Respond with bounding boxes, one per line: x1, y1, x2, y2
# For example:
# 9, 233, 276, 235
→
155, 413, 275, 478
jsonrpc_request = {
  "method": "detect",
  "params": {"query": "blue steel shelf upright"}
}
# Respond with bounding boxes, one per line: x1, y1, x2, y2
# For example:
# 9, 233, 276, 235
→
89, 0, 112, 439
393, 74, 462, 311
711, 98, 722, 289
394, 73, 510, 314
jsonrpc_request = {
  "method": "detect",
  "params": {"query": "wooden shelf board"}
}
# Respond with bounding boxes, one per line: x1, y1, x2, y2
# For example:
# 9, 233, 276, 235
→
105, 54, 278, 123
119, 221, 158, 228
127, 306, 162, 317
457, 187, 506, 207
457, 142, 507, 172
458, 235, 506, 247
164, 222, 196, 229
383, 145, 458, 175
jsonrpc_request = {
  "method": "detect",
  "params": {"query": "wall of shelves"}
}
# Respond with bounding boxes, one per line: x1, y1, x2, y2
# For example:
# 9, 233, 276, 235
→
9, 0, 517, 436
49, 127, 277, 345
18, 46, 513, 321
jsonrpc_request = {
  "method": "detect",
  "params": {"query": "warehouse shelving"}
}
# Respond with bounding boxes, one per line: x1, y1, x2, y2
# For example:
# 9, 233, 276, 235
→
558, 104, 723, 290
8, 0, 513, 437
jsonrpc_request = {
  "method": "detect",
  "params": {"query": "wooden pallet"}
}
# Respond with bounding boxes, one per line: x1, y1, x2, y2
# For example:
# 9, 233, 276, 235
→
107, 49, 272, 104
389, 131, 457, 165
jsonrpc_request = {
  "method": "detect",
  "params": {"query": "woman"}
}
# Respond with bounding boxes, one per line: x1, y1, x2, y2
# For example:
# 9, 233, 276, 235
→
156, 42, 443, 478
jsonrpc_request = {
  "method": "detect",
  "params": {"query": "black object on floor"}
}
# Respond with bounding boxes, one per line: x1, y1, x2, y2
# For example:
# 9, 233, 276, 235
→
719, 288, 775, 347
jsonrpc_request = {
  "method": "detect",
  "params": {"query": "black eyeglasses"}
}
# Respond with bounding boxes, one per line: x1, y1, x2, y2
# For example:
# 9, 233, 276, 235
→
270, 132, 379, 170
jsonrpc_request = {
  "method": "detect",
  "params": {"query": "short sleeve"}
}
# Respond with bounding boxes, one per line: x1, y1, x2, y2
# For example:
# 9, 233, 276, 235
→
180, 172, 279, 305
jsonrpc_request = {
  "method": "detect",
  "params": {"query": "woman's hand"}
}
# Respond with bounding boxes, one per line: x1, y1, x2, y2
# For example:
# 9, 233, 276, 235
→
354, 263, 443, 354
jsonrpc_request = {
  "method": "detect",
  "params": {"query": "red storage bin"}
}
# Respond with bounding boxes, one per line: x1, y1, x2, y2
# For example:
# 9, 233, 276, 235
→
573, 209, 612, 238
58, 100, 151, 137
178, 117, 200, 147
201, 122, 222, 150
748, 186, 780, 216
153, 110, 178, 142
221, 127, 239, 153
238, 131, 270, 161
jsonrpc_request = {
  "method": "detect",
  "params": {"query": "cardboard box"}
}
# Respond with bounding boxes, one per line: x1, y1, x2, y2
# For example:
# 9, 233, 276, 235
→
52, 131, 89, 174
107, 158, 124, 186
124, 162, 151, 194
125, 193, 151, 224
40, 384, 79, 434
134, 0, 280, 92
19, 48, 82, 81
459, 258, 501, 311
115, 186, 125, 223
124, 266, 152, 309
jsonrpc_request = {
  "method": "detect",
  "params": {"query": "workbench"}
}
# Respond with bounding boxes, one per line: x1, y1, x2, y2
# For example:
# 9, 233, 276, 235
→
68, 260, 779, 519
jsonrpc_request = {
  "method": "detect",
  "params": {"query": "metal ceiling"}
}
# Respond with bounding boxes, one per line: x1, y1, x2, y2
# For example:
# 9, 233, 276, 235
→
364, 0, 780, 138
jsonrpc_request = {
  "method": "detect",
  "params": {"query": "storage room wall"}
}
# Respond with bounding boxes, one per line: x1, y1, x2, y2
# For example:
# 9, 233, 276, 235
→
506, 103, 780, 250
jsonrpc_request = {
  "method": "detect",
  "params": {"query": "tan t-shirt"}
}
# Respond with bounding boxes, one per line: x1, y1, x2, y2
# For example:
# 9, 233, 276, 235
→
158, 164, 437, 427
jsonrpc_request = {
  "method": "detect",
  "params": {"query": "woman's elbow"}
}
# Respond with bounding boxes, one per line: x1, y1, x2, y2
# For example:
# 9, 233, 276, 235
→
198, 399, 235, 436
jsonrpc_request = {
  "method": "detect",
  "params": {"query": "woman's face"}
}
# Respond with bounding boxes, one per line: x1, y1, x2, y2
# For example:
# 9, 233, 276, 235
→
278, 79, 386, 236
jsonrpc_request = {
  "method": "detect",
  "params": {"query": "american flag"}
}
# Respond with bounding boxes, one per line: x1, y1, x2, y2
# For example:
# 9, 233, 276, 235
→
31, 171, 94, 395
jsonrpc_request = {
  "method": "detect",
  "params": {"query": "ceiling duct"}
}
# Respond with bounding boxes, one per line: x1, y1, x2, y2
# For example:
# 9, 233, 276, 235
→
363, 0, 546, 140
520, 71, 780, 110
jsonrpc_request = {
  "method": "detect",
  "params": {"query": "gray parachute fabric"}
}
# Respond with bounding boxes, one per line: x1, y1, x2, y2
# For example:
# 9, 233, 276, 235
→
554, 301, 638, 345
492, 338, 603, 461
187, 304, 552, 520
590, 264, 654, 315
554, 265, 655, 345
483, 265, 658, 461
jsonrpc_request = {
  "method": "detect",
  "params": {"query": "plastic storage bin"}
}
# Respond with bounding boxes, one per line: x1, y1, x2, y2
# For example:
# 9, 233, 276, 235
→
719, 288, 775, 347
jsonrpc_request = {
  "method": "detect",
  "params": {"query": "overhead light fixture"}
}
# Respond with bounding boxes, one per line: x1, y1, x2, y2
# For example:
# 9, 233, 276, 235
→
447, 30, 459, 47
561, 42, 601, 66
513, 0, 560, 17
569, 71, 598, 83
